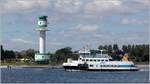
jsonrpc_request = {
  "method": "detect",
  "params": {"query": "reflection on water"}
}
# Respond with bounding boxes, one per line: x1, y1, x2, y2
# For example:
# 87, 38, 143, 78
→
1, 68, 149, 83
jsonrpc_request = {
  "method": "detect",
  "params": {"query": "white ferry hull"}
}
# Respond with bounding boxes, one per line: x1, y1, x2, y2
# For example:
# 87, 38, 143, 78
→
63, 65, 139, 71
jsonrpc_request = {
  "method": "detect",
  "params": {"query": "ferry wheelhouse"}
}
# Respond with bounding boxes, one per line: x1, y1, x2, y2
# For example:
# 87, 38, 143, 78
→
62, 48, 139, 71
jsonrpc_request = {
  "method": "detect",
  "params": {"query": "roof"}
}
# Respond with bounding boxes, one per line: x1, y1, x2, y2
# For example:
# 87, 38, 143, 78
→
38, 16, 47, 20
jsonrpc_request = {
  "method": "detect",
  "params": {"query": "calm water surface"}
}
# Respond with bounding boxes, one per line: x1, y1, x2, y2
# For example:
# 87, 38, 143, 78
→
1, 68, 149, 83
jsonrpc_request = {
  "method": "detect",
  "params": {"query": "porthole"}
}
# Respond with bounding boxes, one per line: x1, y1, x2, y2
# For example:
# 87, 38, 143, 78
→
82, 59, 85, 61
86, 59, 89, 61
90, 65, 93, 67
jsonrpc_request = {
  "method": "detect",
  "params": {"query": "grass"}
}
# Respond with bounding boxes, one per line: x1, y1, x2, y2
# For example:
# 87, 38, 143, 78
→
1, 61, 31, 66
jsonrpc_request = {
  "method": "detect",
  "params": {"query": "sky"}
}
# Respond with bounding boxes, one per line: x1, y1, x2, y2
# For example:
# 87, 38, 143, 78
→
0, 0, 149, 52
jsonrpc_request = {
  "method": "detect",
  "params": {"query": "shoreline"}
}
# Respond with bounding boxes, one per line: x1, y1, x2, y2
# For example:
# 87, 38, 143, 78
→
0, 65, 63, 69
0, 64, 149, 69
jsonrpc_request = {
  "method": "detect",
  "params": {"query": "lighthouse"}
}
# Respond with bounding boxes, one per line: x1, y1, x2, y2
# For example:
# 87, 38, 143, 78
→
34, 16, 49, 64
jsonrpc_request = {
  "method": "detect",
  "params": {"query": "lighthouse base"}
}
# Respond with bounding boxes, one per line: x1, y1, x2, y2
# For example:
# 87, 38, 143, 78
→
34, 53, 49, 64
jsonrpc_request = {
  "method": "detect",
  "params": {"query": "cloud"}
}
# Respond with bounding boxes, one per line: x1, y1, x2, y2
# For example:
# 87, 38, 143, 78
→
84, 0, 149, 15
48, 0, 149, 24
0, 0, 50, 14
84, 0, 122, 14
47, 41, 62, 46
121, 18, 147, 25
72, 24, 99, 33
11, 38, 36, 44
54, 0, 82, 13
135, 0, 149, 6
1, 0, 148, 15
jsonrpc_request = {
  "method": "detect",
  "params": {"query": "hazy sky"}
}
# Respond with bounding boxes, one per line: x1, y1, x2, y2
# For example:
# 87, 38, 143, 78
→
0, 0, 149, 52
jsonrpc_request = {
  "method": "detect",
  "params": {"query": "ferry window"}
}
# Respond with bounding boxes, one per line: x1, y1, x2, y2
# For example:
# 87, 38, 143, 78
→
80, 58, 82, 60
101, 60, 104, 61
105, 60, 108, 62
109, 59, 113, 61
98, 60, 100, 62
86, 59, 89, 61
81, 53, 90, 56
94, 59, 96, 62
90, 65, 93, 67
90, 59, 93, 61
82, 59, 85, 61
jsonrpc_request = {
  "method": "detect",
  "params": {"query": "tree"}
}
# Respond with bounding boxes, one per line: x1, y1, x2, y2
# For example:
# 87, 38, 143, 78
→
108, 45, 112, 55
98, 45, 103, 50
26, 49, 35, 59
3, 50, 15, 61
113, 44, 119, 52
103, 45, 108, 50
108, 45, 112, 51
141, 45, 149, 62
54, 47, 73, 63
122, 45, 128, 53
1, 45, 4, 60
127, 45, 132, 53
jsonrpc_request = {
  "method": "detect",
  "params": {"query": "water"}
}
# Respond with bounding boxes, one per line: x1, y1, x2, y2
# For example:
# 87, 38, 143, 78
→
1, 68, 149, 83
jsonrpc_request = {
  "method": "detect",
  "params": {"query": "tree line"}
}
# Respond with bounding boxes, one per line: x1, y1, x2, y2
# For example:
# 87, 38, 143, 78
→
1, 44, 149, 65
98, 44, 149, 62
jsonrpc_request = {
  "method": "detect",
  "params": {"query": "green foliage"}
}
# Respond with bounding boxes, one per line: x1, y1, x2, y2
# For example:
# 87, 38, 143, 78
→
49, 47, 79, 65
1, 44, 149, 65
97, 44, 149, 63
113, 44, 119, 51
122, 45, 128, 53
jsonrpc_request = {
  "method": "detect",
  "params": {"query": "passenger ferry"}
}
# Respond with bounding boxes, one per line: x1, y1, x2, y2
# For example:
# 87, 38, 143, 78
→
62, 47, 139, 71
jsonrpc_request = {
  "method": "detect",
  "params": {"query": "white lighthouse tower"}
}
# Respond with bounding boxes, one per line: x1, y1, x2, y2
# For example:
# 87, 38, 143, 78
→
35, 16, 49, 64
